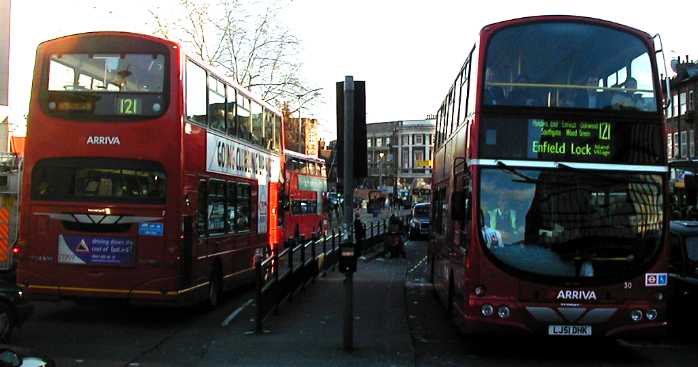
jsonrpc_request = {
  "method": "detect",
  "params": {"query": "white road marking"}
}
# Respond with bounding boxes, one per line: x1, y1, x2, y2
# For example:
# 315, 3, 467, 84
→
221, 298, 254, 327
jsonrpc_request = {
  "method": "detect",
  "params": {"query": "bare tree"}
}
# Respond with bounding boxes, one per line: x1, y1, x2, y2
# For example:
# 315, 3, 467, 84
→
149, 0, 321, 109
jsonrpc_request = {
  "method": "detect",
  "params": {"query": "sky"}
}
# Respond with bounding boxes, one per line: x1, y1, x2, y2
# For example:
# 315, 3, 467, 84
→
5, 0, 698, 139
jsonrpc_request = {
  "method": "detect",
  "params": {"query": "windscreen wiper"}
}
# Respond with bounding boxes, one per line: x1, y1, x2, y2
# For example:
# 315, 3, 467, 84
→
495, 161, 538, 184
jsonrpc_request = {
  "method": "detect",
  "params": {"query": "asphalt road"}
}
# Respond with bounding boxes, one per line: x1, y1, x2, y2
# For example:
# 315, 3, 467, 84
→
10, 233, 697, 366
404, 239, 698, 367
11, 286, 259, 366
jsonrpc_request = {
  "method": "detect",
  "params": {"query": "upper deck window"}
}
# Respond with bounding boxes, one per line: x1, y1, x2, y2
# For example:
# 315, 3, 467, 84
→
484, 22, 657, 112
47, 53, 166, 117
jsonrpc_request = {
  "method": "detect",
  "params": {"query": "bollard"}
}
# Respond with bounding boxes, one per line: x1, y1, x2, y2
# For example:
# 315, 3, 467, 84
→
255, 260, 264, 334
323, 233, 327, 256
273, 250, 280, 315
322, 234, 328, 277
288, 245, 294, 303
311, 237, 317, 283
300, 236, 306, 266
332, 229, 336, 251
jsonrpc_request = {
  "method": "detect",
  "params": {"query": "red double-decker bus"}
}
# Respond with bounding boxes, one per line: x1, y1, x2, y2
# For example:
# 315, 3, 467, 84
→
429, 16, 670, 337
16, 31, 285, 307
281, 149, 328, 246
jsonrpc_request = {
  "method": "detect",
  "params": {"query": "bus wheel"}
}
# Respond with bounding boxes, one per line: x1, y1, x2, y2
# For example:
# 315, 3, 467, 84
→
0, 302, 14, 342
207, 270, 222, 308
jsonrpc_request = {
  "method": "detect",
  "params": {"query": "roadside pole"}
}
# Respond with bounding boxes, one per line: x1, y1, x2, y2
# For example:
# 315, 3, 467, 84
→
342, 75, 354, 352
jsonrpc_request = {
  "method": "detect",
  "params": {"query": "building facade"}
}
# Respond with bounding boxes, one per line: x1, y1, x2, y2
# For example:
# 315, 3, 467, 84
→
667, 57, 698, 160
365, 117, 435, 203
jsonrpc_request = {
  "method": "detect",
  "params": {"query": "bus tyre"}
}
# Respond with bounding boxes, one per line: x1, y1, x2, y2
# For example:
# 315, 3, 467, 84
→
207, 270, 222, 309
0, 302, 14, 342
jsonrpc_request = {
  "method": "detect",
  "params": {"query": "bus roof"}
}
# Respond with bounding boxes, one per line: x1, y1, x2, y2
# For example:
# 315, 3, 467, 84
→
481, 15, 652, 40
284, 149, 325, 164
37, 31, 282, 117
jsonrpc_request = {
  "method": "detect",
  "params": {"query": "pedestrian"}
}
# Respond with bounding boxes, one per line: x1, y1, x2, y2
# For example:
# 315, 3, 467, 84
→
354, 217, 365, 256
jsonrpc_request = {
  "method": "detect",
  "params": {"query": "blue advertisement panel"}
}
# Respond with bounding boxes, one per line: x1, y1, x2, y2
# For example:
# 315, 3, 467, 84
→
58, 235, 135, 266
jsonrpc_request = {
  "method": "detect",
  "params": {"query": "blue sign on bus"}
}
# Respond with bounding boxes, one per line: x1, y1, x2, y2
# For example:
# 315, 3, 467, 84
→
139, 222, 164, 236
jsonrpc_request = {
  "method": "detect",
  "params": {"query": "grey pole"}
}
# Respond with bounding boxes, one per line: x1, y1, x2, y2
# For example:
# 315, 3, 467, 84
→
342, 75, 354, 352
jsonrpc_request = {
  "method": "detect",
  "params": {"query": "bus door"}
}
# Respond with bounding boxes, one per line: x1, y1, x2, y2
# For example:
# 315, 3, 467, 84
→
449, 158, 471, 312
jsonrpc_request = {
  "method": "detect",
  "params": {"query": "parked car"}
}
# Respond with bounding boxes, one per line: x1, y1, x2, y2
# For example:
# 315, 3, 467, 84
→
669, 221, 698, 320
0, 282, 33, 342
409, 203, 431, 240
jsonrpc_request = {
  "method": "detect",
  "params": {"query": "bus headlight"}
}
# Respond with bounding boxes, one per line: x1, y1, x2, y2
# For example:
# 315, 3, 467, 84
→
481, 304, 494, 317
474, 286, 486, 297
646, 309, 658, 321
497, 305, 511, 319
630, 309, 643, 322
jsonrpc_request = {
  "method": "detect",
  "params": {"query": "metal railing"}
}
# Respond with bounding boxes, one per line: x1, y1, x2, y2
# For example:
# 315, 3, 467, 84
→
253, 215, 409, 333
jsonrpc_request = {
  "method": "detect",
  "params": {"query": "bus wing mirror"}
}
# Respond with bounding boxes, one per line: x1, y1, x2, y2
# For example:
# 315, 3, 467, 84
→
451, 191, 465, 221
662, 77, 672, 110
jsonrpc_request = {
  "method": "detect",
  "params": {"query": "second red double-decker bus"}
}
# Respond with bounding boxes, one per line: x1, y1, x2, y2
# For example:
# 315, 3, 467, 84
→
429, 16, 669, 337
281, 149, 328, 246
16, 31, 285, 307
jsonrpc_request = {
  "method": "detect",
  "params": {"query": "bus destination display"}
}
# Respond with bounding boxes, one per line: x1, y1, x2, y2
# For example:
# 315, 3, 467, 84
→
528, 119, 612, 160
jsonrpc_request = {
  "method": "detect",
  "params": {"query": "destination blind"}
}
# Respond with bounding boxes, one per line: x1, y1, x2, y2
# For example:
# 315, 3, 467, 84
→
479, 117, 663, 164
528, 119, 612, 160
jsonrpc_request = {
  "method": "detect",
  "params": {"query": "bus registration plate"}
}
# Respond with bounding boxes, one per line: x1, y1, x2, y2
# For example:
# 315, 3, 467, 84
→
548, 325, 592, 336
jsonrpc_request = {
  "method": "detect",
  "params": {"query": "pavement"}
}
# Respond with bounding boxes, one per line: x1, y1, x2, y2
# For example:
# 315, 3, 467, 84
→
199, 244, 414, 367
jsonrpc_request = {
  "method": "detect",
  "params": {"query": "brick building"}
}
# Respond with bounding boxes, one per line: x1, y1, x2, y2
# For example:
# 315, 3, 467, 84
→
667, 57, 698, 160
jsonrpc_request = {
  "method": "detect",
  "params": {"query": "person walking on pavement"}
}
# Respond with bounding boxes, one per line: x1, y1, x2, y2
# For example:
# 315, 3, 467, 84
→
386, 213, 407, 258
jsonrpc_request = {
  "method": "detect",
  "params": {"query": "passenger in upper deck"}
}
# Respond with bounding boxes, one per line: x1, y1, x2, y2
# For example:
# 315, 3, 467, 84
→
611, 77, 640, 109
507, 75, 540, 106
484, 68, 505, 105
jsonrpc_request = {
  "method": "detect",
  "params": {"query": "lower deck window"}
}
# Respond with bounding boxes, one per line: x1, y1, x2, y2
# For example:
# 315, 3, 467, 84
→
198, 179, 252, 237
291, 200, 318, 215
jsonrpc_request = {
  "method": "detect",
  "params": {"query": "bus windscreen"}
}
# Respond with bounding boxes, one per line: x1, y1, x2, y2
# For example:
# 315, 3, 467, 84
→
479, 168, 663, 282
484, 22, 657, 112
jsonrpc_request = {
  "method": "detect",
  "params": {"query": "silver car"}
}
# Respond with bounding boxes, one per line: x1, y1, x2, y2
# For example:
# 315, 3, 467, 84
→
409, 203, 431, 240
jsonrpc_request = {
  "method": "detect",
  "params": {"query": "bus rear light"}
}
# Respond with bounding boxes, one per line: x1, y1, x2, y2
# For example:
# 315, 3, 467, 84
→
474, 286, 486, 297
497, 305, 511, 319
646, 309, 658, 321
481, 304, 494, 317
12, 247, 20, 255
630, 309, 643, 322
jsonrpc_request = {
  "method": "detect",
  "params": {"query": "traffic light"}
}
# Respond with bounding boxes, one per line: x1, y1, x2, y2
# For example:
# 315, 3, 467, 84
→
336, 80, 367, 179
